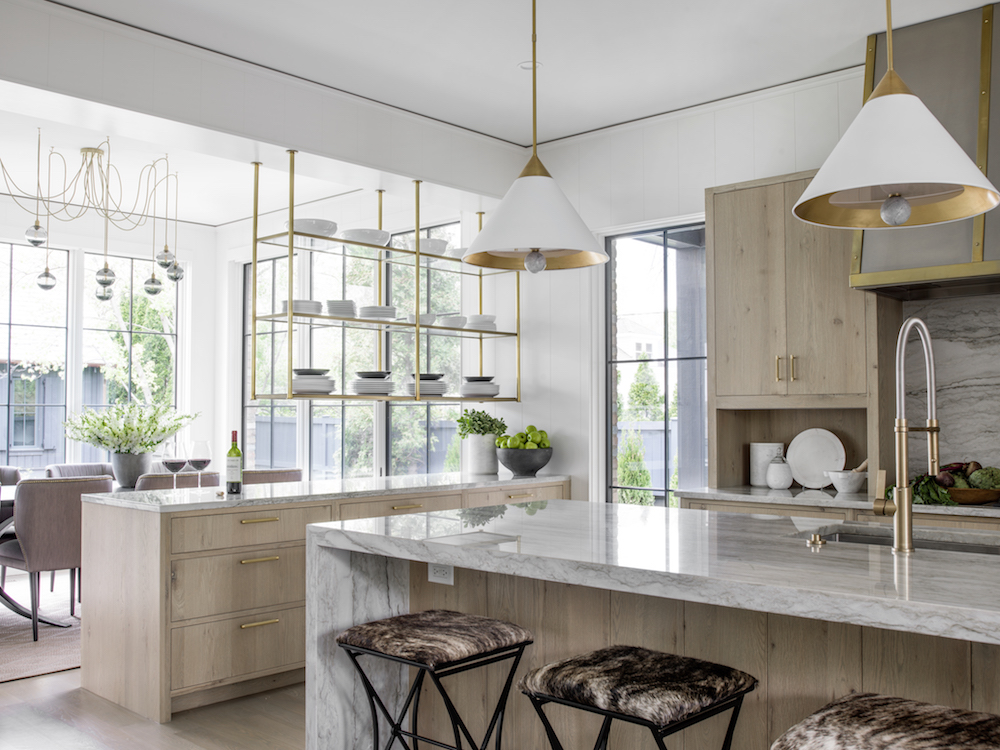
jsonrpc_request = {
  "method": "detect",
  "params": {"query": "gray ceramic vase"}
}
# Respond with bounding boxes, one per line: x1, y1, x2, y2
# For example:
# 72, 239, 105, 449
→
111, 452, 153, 489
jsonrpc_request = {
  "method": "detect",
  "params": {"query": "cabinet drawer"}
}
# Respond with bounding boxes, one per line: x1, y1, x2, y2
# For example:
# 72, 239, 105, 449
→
465, 484, 566, 508
684, 499, 848, 521
856, 510, 1000, 531
170, 606, 305, 691
170, 546, 305, 622
170, 505, 332, 554
339, 493, 461, 521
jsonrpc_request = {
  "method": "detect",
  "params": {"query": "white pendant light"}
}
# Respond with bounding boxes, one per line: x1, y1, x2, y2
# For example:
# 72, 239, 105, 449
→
463, 0, 607, 272
793, 0, 999, 229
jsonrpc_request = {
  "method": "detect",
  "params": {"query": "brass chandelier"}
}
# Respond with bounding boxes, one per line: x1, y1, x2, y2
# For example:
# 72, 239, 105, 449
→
0, 131, 185, 295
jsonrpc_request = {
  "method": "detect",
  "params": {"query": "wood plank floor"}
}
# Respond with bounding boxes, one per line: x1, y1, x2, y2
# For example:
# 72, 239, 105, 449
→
0, 669, 304, 749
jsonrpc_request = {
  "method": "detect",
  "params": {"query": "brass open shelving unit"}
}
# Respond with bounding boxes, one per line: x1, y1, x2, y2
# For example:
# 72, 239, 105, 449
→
250, 151, 522, 403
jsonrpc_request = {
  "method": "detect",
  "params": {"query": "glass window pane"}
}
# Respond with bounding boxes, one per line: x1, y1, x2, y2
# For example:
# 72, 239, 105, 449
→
84, 255, 132, 331
429, 404, 460, 473
0, 245, 10, 323
12, 245, 67, 326
244, 404, 270, 468
667, 358, 708, 498
131, 333, 176, 406
389, 404, 428, 475
311, 404, 342, 479
344, 404, 374, 478
10, 326, 66, 401
611, 234, 664, 360
9, 404, 65, 470
666, 226, 706, 359
82, 329, 130, 406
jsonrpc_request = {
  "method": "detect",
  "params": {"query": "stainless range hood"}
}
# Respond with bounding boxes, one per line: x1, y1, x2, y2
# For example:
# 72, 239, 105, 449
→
850, 5, 1000, 301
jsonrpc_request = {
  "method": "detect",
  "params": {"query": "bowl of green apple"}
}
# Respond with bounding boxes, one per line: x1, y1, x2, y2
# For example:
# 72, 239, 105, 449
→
496, 425, 552, 477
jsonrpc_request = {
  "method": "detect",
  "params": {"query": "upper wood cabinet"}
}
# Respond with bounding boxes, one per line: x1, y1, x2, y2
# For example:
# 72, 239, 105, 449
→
710, 174, 867, 398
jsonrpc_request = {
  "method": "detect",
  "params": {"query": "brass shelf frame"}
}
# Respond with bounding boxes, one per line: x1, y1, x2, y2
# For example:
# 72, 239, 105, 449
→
249, 151, 522, 404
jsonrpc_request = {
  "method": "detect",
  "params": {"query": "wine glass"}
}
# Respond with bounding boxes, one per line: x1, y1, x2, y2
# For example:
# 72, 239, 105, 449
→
160, 441, 188, 490
188, 440, 212, 489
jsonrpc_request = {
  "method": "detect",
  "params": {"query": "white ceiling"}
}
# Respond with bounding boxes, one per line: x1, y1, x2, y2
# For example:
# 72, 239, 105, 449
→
46, 0, 988, 145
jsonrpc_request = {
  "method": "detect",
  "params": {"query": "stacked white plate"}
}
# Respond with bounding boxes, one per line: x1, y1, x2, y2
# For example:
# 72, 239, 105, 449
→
460, 380, 500, 398
350, 377, 395, 395
358, 305, 397, 319
327, 300, 357, 318
404, 380, 448, 396
466, 314, 497, 332
292, 374, 336, 394
280, 299, 322, 315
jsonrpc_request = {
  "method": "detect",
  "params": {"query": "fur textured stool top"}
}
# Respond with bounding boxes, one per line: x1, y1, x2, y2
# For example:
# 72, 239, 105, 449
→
336, 608, 533, 667
771, 692, 1000, 750
520, 645, 758, 727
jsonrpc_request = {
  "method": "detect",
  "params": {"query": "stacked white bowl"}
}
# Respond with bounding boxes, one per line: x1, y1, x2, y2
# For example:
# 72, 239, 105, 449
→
466, 314, 497, 331
358, 305, 396, 319
280, 299, 322, 315
327, 300, 357, 318
460, 375, 500, 398
350, 371, 395, 395
292, 368, 336, 395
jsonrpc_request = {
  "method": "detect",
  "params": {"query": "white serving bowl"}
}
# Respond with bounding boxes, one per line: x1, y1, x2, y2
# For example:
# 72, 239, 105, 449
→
417, 238, 449, 256
438, 315, 467, 328
406, 313, 437, 325
825, 470, 867, 494
338, 228, 391, 247
467, 314, 496, 323
284, 218, 338, 237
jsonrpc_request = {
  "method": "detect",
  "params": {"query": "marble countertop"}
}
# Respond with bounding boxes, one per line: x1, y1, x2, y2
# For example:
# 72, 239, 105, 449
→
80, 472, 569, 513
309, 499, 1000, 645
677, 485, 1000, 518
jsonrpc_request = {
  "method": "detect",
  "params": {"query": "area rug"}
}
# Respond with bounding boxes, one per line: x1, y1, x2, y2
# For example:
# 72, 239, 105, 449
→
0, 569, 80, 682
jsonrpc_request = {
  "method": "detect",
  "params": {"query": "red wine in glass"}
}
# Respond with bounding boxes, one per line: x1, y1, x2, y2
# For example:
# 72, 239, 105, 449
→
162, 458, 187, 490
188, 459, 211, 471
189, 441, 212, 488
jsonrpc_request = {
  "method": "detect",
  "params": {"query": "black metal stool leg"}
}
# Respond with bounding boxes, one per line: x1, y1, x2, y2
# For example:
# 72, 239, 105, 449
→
594, 715, 613, 750
528, 697, 566, 750
410, 669, 425, 750
719, 696, 745, 750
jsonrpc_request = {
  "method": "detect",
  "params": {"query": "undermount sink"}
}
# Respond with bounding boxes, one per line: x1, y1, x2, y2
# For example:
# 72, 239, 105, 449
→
824, 531, 1000, 556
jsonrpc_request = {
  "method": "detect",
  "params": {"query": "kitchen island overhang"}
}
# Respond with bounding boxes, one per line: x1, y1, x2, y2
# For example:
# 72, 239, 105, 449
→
306, 501, 1000, 749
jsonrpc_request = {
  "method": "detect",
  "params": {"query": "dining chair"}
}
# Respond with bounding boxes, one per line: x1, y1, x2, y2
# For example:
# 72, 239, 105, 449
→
0, 476, 113, 640
45, 462, 115, 479
134, 471, 221, 490
242, 468, 303, 484
0, 466, 22, 589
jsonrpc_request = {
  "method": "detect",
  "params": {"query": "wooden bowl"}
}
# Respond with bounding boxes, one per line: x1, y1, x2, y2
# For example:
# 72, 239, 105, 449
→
948, 488, 1000, 505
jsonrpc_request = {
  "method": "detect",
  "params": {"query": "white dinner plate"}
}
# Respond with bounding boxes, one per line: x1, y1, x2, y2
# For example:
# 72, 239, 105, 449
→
786, 428, 845, 489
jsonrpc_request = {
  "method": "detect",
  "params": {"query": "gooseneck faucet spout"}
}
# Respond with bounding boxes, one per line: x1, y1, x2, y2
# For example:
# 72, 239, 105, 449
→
873, 317, 940, 554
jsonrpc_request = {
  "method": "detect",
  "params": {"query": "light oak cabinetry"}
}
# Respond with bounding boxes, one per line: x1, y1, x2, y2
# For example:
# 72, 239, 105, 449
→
707, 171, 901, 487
82, 477, 569, 723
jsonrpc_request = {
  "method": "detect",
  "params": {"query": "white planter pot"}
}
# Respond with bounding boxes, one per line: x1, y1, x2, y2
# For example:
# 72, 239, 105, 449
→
464, 434, 498, 475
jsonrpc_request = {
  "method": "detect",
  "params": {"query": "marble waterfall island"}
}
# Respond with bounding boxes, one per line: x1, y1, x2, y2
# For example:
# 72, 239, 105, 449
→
307, 500, 1000, 750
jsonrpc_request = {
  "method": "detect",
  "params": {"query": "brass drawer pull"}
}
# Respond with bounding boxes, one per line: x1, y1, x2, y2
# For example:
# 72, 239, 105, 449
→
392, 503, 423, 510
240, 618, 279, 629
775, 355, 782, 382
508, 493, 534, 499
240, 555, 280, 564
790, 355, 797, 382
241, 517, 279, 524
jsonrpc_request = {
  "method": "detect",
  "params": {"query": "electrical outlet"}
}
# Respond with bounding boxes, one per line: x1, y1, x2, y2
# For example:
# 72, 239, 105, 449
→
428, 563, 454, 586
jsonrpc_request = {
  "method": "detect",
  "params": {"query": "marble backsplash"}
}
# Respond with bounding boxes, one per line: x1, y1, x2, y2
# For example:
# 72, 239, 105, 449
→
902, 295, 1000, 476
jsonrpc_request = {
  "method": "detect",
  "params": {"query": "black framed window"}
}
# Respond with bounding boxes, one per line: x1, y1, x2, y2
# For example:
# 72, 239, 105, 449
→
606, 225, 707, 506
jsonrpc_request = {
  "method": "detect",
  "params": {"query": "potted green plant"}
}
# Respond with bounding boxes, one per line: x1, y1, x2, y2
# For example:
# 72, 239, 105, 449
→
64, 402, 198, 488
456, 409, 507, 475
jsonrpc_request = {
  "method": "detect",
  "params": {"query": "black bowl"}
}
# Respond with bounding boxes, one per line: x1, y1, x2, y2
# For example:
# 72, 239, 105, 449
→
497, 447, 552, 478
356, 371, 391, 379
411, 373, 445, 380
463, 375, 494, 382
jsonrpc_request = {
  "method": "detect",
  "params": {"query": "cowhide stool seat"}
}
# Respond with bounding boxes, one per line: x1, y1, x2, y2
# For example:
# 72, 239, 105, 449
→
337, 609, 533, 750
771, 692, 1000, 750
519, 645, 758, 750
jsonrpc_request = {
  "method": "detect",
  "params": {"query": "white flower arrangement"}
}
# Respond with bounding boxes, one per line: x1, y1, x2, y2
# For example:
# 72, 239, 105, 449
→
63, 402, 198, 455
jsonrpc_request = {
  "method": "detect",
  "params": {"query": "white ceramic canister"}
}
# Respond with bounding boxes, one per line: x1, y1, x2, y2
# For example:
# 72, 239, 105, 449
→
766, 453, 794, 490
750, 442, 784, 487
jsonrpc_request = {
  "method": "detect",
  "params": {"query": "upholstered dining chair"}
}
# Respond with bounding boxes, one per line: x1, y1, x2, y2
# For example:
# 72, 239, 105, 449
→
0, 466, 22, 589
0, 476, 113, 640
134, 471, 221, 491
45, 462, 115, 479
242, 468, 303, 484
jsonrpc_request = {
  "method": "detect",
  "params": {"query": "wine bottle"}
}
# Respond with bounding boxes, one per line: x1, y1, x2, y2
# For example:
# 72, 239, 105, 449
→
227, 430, 242, 494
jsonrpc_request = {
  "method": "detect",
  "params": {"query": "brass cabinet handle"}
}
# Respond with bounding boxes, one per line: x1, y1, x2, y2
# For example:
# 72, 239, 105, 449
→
240, 555, 280, 564
240, 618, 279, 629
508, 493, 534, 499
790, 355, 797, 382
775, 355, 782, 382
392, 503, 423, 510
241, 517, 279, 524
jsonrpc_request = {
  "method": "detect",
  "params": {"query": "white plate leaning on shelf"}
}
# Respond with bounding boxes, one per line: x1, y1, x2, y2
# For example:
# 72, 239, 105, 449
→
786, 428, 845, 489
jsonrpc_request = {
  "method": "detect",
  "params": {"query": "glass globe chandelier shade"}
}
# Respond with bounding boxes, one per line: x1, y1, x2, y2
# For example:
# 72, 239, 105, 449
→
95, 284, 113, 302
166, 262, 184, 282
96, 265, 116, 287
156, 246, 175, 269
462, 157, 608, 271
144, 274, 163, 296
36, 268, 56, 290
25, 222, 47, 247
793, 57, 999, 228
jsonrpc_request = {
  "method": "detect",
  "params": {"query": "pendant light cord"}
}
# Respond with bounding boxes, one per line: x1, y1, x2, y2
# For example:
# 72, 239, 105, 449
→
885, 0, 894, 71
532, 0, 538, 157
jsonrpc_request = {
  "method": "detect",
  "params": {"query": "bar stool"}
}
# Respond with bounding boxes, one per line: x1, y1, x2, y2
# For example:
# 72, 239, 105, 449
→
337, 609, 533, 750
771, 692, 1000, 750
520, 645, 758, 750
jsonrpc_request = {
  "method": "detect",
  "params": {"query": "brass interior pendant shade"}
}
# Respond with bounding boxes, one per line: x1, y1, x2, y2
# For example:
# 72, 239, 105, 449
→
463, 0, 607, 272
793, 0, 1000, 229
